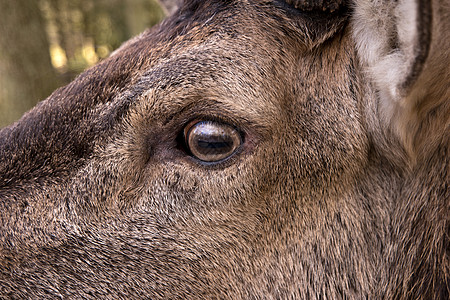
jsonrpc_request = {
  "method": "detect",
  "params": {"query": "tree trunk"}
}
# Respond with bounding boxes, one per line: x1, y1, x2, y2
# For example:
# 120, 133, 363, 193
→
0, 0, 60, 127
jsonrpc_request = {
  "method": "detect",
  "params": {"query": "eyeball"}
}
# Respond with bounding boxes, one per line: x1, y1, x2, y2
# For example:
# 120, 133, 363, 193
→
184, 121, 242, 162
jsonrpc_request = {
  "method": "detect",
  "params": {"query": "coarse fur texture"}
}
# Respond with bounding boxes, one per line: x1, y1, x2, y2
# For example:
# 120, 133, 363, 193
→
0, 0, 448, 298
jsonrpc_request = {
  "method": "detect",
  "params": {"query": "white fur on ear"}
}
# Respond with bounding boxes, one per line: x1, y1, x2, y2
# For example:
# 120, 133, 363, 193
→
352, 0, 431, 146
159, 0, 182, 15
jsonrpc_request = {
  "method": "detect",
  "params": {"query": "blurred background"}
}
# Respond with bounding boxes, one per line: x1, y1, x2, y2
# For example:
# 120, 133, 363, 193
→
0, 0, 178, 128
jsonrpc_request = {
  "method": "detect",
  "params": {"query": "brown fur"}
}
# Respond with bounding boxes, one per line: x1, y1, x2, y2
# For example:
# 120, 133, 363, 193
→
0, 0, 448, 298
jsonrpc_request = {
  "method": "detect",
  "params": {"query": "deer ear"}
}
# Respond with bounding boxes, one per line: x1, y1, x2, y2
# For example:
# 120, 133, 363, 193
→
353, 0, 432, 104
158, 0, 182, 15
352, 0, 435, 145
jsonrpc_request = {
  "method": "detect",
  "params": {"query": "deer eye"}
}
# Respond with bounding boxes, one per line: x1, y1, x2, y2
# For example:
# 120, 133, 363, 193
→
184, 121, 242, 162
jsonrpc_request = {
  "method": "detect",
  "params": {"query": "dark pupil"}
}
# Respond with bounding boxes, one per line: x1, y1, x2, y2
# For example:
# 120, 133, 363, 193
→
196, 136, 233, 155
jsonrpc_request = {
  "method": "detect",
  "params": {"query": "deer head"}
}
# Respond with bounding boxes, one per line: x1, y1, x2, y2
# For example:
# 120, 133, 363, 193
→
0, 0, 448, 298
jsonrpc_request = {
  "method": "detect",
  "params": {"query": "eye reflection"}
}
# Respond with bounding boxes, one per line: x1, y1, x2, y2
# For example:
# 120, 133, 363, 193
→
184, 121, 242, 162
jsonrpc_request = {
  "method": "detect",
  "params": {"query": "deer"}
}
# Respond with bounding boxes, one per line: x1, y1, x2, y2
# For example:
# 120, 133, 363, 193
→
0, 0, 448, 298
